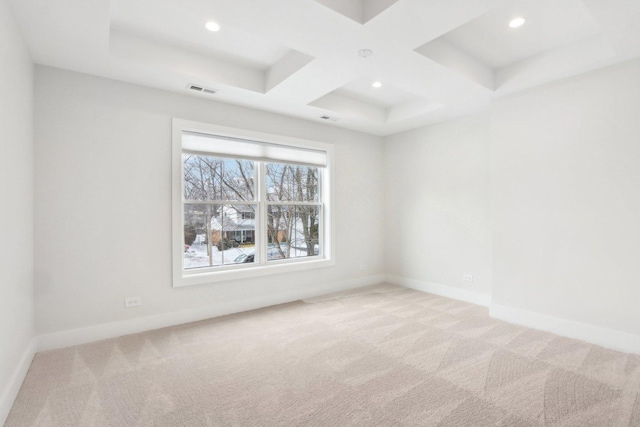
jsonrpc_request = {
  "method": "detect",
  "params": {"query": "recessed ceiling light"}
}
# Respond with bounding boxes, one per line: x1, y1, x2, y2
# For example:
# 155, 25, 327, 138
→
205, 21, 221, 32
358, 49, 373, 58
372, 81, 382, 88
509, 17, 526, 28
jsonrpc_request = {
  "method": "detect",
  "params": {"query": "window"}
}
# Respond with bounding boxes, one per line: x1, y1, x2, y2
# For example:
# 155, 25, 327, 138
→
172, 119, 333, 287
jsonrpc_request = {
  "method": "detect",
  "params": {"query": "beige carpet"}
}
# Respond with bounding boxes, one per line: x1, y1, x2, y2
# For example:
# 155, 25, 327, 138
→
6, 284, 640, 426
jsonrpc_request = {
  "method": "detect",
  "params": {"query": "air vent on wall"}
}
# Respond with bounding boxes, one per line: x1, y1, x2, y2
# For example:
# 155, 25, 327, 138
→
320, 115, 339, 122
188, 84, 218, 95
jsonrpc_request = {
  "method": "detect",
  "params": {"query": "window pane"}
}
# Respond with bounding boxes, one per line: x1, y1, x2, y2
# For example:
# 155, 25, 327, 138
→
183, 204, 221, 269
267, 205, 320, 260
266, 163, 320, 202
217, 204, 256, 266
184, 203, 257, 269
183, 154, 255, 201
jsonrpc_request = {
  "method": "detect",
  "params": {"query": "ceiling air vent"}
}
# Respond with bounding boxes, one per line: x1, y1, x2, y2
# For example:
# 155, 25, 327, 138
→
320, 115, 339, 122
188, 84, 218, 95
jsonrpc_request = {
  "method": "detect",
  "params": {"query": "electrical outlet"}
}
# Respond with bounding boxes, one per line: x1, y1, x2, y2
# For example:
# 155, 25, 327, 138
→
463, 274, 474, 282
125, 297, 141, 307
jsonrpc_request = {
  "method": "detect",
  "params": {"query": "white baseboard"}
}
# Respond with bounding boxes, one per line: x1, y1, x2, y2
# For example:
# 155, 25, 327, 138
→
37, 274, 386, 352
490, 303, 640, 355
0, 339, 37, 426
386, 275, 492, 307
385, 275, 640, 354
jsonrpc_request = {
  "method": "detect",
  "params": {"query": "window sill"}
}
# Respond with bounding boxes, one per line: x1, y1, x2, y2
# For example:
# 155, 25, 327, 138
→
173, 257, 335, 288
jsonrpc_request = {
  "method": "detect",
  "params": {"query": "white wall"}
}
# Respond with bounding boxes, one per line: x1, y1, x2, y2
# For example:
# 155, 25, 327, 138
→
0, 0, 34, 421
384, 113, 492, 299
382, 57, 640, 348
491, 57, 640, 337
34, 66, 385, 336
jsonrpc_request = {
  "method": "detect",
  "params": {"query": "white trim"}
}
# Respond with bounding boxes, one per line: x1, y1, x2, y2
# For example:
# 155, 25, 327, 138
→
0, 339, 37, 426
177, 258, 335, 287
490, 303, 640, 355
37, 274, 385, 352
385, 275, 640, 354
172, 118, 335, 287
385, 275, 492, 307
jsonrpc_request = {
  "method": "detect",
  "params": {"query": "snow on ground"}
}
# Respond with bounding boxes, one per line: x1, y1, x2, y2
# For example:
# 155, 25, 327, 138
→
184, 244, 251, 269
183, 242, 316, 270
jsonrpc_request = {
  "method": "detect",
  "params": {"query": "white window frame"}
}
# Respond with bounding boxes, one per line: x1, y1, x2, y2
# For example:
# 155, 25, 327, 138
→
172, 118, 335, 287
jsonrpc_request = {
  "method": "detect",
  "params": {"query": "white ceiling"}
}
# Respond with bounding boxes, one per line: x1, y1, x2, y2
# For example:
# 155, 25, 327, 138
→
7, 0, 640, 136
334, 79, 417, 109
110, 2, 291, 70
442, 0, 602, 69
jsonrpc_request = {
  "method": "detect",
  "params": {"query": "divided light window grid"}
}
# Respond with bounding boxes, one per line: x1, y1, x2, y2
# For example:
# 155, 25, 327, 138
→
181, 131, 326, 273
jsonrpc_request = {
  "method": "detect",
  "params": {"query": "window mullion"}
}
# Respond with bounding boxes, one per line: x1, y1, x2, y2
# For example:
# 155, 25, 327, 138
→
265, 201, 322, 206
258, 161, 267, 265
318, 167, 324, 257
182, 199, 256, 205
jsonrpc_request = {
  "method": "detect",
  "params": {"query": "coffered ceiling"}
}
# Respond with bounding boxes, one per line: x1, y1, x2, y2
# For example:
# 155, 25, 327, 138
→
8, 0, 640, 136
